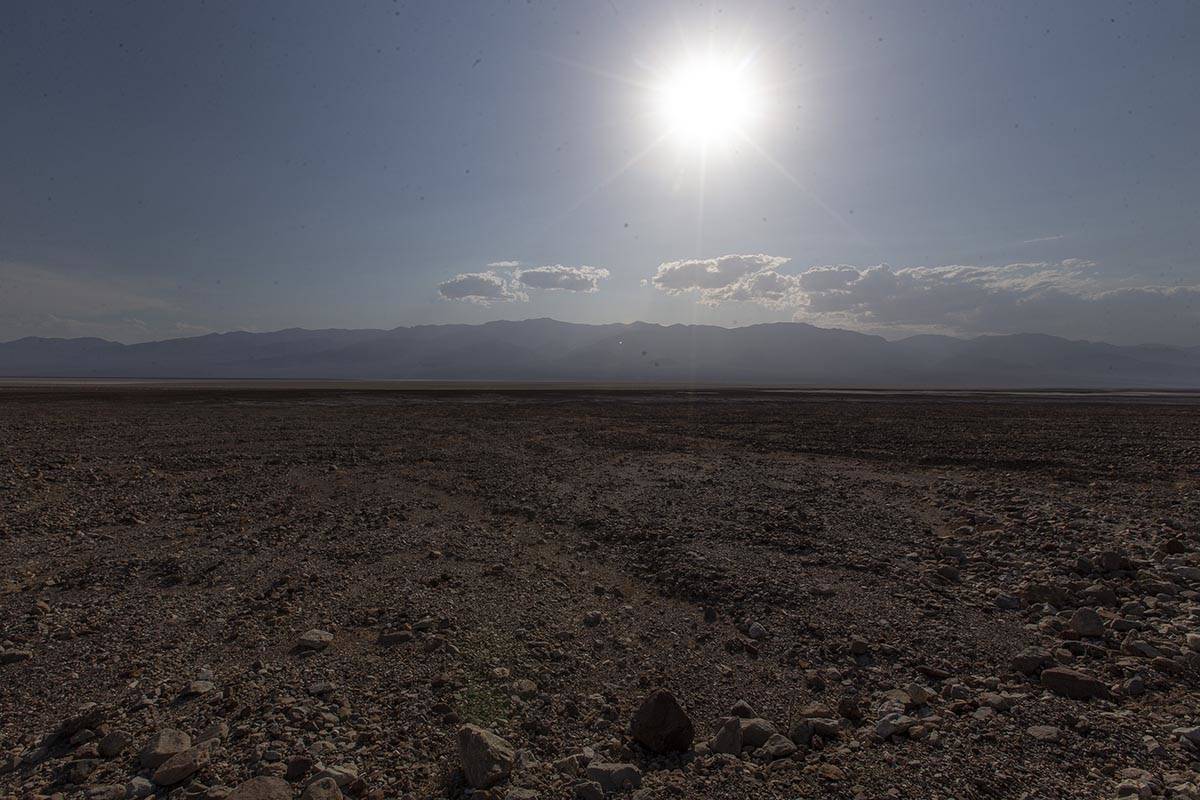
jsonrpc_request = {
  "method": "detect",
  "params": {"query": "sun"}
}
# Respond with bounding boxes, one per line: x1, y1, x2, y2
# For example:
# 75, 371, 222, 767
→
654, 53, 763, 150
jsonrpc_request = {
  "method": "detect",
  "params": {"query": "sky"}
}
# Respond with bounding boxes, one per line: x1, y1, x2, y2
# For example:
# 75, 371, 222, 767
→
2, 0, 1198, 345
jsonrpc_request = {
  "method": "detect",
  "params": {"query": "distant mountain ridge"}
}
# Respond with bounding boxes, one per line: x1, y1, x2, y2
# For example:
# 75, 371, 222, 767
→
1, 319, 1198, 388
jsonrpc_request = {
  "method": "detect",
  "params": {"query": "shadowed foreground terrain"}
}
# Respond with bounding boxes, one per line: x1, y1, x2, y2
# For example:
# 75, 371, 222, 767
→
2, 388, 1199, 800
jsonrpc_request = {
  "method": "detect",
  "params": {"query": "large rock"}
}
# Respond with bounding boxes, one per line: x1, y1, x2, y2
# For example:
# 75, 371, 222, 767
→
585, 763, 642, 792
457, 724, 515, 789
730, 700, 756, 718
1011, 648, 1054, 676
227, 776, 293, 800
298, 629, 334, 650
629, 689, 695, 753
1069, 607, 1105, 637
48, 705, 107, 745
738, 718, 778, 749
152, 746, 208, 786
712, 716, 742, 755
1023, 583, 1070, 607
1040, 667, 1113, 701
98, 731, 131, 759
1174, 726, 1200, 746
126, 777, 153, 799
758, 734, 797, 760
140, 729, 191, 769
310, 765, 358, 790
876, 713, 918, 739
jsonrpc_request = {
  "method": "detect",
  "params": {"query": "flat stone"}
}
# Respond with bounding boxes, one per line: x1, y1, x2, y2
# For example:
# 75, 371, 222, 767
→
1041, 667, 1113, 701
377, 629, 413, 645
876, 713, 918, 739
758, 733, 797, 760
298, 629, 334, 650
227, 776, 293, 800
1011, 648, 1054, 676
1028, 725, 1061, 742
585, 762, 642, 792
311, 764, 358, 789
141, 729, 192, 768
797, 702, 834, 719
153, 746, 209, 786
818, 763, 846, 781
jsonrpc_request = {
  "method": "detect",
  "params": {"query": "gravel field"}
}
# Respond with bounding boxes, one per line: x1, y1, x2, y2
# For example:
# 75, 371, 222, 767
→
1, 388, 1199, 800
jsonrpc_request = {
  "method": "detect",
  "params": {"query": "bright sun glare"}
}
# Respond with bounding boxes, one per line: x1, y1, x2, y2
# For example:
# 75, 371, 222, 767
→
654, 53, 763, 150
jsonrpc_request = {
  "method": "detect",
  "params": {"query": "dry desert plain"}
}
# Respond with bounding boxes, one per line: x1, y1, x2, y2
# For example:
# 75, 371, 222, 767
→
2, 386, 1199, 799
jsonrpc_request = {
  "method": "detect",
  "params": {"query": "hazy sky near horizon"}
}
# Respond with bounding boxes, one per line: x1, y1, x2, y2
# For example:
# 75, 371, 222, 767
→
2, 0, 1198, 345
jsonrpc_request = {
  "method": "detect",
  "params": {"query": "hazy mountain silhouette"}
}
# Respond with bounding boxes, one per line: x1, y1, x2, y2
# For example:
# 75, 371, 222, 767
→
1, 319, 1197, 387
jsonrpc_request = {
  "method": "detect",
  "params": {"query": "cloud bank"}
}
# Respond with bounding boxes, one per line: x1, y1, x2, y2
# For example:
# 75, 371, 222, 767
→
648, 255, 1200, 344
440, 262, 610, 303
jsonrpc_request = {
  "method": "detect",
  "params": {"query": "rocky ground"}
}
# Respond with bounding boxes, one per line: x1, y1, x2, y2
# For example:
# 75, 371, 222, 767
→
1, 387, 1199, 800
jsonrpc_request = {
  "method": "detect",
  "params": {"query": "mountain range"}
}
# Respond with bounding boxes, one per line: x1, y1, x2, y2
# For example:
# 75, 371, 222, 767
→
1, 319, 1198, 388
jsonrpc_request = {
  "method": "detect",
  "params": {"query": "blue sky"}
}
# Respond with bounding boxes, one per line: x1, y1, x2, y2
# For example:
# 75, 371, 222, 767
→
2, 0, 1198, 343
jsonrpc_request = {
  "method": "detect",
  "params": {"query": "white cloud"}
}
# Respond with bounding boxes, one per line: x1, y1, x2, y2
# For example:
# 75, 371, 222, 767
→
650, 254, 790, 305
437, 270, 527, 305
705, 267, 803, 308
515, 265, 610, 293
440, 262, 611, 301
796, 265, 860, 292
796, 261, 1097, 320
647, 255, 1200, 344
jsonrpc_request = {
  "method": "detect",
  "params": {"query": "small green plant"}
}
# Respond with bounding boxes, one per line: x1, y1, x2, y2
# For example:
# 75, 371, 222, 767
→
456, 679, 510, 728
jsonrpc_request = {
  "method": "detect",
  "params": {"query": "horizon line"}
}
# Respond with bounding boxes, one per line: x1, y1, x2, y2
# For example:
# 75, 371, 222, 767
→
3, 317, 1194, 350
